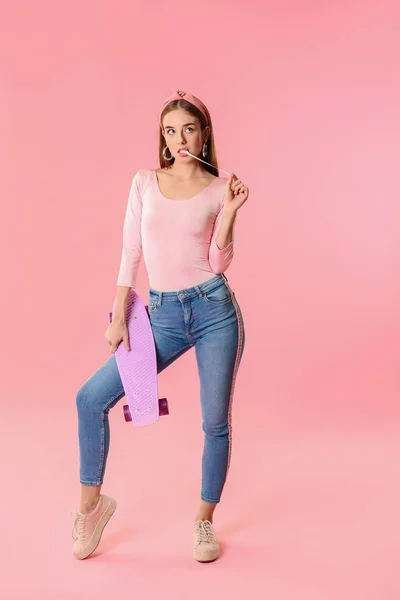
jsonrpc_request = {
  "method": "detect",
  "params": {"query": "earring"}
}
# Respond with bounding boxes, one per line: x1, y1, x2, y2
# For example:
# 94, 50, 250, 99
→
202, 143, 208, 157
162, 146, 173, 161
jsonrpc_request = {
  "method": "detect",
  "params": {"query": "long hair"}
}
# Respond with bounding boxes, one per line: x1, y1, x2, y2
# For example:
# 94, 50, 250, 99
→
158, 99, 219, 177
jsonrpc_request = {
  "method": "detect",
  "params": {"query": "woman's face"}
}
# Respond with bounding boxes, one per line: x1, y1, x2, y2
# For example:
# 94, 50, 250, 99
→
162, 109, 209, 162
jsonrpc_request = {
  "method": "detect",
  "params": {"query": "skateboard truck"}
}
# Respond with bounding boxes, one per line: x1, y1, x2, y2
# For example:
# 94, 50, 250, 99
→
123, 398, 169, 421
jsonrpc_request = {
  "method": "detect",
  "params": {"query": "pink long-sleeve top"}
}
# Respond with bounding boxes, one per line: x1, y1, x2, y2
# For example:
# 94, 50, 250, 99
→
116, 168, 235, 292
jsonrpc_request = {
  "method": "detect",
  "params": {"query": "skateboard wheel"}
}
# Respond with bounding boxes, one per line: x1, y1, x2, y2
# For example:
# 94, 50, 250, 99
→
123, 405, 132, 422
159, 398, 169, 416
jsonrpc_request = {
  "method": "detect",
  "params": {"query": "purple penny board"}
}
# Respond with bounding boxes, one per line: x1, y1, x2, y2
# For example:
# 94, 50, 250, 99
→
110, 289, 169, 426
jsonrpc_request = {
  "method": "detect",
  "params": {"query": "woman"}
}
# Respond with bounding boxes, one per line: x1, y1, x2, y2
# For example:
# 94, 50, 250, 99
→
71, 90, 249, 562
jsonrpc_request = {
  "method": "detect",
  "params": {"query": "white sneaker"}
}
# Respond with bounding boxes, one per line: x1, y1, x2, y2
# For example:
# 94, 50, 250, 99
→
193, 519, 219, 562
71, 494, 117, 560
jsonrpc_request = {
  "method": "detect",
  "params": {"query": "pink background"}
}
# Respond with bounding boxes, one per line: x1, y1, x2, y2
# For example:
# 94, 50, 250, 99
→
1, 0, 399, 598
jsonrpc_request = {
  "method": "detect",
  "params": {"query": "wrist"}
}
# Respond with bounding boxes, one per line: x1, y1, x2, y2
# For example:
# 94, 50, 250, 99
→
112, 315, 126, 325
222, 209, 237, 220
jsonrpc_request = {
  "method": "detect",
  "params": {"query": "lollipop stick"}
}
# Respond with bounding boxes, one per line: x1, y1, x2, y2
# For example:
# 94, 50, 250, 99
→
183, 151, 231, 176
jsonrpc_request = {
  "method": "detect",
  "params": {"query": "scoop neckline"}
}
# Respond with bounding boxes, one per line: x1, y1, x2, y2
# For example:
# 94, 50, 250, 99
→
151, 168, 220, 202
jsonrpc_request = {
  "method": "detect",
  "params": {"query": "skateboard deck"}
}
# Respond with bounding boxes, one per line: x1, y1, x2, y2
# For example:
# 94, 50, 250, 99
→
109, 289, 169, 426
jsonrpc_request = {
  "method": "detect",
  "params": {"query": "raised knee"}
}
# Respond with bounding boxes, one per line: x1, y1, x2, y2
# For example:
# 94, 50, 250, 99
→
76, 385, 89, 414
76, 381, 100, 415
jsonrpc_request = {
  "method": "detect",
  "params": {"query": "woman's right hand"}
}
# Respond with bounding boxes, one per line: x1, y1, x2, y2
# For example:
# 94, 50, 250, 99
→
105, 320, 131, 354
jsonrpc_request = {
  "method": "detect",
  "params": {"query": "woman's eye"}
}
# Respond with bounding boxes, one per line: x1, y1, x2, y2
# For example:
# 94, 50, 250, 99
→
167, 127, 194, 134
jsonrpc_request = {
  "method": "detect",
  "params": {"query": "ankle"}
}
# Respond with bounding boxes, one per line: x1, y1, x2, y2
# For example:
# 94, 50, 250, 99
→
195, 516, 213, 524
80, 497, 100, 514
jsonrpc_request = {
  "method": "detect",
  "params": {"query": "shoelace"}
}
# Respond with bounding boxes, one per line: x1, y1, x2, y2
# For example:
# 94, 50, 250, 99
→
70, 509, 86, 542
195, 520, 217, 544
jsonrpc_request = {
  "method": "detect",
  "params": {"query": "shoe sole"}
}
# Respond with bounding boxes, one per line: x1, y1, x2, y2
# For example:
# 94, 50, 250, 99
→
193, 548, 219, 562
73, 498, 117, 560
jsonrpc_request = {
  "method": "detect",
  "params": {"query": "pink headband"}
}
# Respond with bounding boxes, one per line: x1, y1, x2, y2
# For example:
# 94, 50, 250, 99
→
159, 90, 209, 128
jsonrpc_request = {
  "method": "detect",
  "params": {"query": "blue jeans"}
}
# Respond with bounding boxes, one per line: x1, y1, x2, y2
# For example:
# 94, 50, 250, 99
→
76, 273, 245, 504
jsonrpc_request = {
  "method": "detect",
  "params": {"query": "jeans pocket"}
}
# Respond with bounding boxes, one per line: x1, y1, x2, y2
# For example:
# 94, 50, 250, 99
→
148, 293, 161, 314
203, 283, 232, 305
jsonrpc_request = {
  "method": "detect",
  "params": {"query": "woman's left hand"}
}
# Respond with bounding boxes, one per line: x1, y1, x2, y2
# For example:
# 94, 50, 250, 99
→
223, 173, 249, 214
